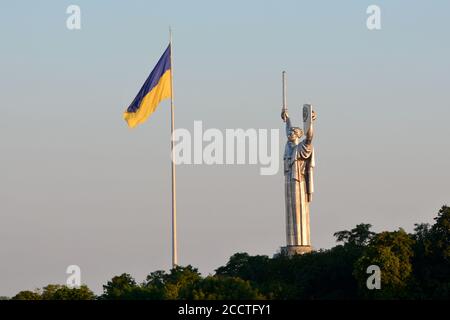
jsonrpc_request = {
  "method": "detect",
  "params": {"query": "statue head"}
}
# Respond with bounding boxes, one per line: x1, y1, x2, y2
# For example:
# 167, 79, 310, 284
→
288, 127, 303, 143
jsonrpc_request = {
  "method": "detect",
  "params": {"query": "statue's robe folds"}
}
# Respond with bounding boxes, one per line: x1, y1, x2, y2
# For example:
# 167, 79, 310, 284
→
284, 139, 315, 246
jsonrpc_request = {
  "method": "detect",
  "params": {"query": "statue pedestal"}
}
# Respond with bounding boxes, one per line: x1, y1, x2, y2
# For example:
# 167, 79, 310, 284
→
281, 245, 312, 256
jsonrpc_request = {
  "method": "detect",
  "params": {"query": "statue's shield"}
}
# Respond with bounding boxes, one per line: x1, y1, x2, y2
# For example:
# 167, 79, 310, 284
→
303, 104, 312, 135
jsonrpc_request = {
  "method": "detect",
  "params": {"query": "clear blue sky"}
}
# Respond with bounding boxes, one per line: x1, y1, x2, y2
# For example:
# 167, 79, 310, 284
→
1, 0, 449, 296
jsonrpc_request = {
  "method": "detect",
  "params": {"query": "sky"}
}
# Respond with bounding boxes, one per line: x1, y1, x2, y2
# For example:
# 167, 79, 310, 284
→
0, 0, 449, 296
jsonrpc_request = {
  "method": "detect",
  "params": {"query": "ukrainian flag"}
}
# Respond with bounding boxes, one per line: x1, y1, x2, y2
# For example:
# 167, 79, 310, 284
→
124, 45, 172, 128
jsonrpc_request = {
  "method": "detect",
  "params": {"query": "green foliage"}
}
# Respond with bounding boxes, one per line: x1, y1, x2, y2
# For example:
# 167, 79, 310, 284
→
99, 266, 202, 300
10, 205, 450, 300
12, 285, 95, 300
43, 285, 95, 300
354, 229, 414, 299
215, 253, 284, 298
284, 246, 360, 299
215, 253, 271, 285
163, 265, 202, 299
144, 265, 202, 299
100, 273, 142, 300
334, 223, 375, 247
429, 205, 450, 260
216, 248, 361, 299
410, 205, 450, 298
12, 290, 41, 300
182, 276, 264, 300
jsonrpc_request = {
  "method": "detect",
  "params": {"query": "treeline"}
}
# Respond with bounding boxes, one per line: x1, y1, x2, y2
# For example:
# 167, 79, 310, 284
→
9, 206, 450, 300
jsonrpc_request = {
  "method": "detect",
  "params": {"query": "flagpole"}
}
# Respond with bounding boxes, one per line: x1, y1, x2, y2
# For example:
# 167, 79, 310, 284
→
169, 27, 178, 268
282, 71, 287, 122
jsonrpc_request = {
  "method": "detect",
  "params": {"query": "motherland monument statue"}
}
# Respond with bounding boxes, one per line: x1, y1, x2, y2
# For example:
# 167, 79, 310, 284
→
280, 71, 316, 256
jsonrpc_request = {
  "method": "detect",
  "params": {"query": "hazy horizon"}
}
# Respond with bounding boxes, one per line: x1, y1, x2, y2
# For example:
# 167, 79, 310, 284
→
1, 1, 449, 296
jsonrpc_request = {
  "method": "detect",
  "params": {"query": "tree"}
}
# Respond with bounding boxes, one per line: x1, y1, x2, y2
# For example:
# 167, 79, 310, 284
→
182, 276, 265, 300
50, 285, 96, 300
40, 284, 61, 300
411, 206, 450, 298
215, 253, 271, 285
354, 228, 414, 299
141, 265, 203, 299
161, 265, 202, 299
11, 290, 41, 300
39, 284, 95, 300
12, 285, 95, 300
334, 223, 375, 247
100, 273, 139, 300
140, 270, 168, 299
429, 205, 450, 260
8, 205, 449, 300
294, 247, 362, 299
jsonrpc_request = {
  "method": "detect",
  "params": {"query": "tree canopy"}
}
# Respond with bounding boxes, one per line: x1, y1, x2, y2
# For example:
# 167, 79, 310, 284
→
8, 205, 450, 300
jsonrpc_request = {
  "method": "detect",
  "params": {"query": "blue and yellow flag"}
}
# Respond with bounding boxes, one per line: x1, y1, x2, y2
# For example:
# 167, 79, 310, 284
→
124, 45, 172, 128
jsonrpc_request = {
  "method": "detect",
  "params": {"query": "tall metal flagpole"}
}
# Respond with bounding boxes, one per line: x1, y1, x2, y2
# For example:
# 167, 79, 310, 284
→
169, 28, 177, 268
282, 71, 287, 122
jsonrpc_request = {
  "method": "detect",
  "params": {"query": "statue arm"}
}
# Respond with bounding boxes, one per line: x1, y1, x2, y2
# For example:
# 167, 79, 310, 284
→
305, 110, 316, 144
299, 111, 316, 159
281, 110, 291, 137
283, 113, 292, 137
305, 122, 313, 144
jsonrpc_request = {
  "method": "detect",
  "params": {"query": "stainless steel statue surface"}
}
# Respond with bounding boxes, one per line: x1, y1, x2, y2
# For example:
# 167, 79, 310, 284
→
281, 105, 316, 255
